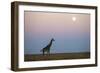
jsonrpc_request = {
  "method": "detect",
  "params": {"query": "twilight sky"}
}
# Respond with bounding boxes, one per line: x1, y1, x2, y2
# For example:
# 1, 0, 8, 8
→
24, 11, 90, 54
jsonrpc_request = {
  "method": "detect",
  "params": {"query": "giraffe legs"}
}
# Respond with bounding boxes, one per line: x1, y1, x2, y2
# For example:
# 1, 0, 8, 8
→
47, 50, 50, 55
42, 50, 50, 56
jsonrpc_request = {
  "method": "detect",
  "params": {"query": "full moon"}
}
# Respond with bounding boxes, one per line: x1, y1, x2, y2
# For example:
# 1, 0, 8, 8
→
72, 17, 76, 21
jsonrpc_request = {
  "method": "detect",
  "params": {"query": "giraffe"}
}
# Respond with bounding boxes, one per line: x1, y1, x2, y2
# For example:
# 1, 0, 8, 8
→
40, 38, 55, 55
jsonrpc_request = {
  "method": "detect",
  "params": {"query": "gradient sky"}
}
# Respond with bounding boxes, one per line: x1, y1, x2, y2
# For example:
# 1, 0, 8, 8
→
24, 11, 90, 54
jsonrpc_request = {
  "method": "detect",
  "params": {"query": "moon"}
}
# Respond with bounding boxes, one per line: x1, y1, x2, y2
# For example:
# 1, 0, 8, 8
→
72, 17, 76, 21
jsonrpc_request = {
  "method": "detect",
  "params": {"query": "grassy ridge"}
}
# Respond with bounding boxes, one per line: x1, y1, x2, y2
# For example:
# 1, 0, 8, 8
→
24, 52, 90, 61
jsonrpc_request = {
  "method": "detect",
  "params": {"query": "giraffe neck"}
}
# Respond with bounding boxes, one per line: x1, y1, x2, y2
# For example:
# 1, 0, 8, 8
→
49, 40, 53, 47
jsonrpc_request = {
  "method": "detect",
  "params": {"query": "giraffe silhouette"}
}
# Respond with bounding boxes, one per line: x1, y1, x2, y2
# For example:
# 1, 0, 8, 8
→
40, 38, 55, 55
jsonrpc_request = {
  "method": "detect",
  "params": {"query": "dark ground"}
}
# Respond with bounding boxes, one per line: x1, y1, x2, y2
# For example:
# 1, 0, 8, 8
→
24, 52, 90, 61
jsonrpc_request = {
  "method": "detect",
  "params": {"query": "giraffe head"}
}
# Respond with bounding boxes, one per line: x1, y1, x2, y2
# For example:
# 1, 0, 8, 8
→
51, 38, 55, 41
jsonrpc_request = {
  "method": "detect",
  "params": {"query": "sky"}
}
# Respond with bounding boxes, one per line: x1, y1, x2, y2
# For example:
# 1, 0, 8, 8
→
24, 11, 90, 54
